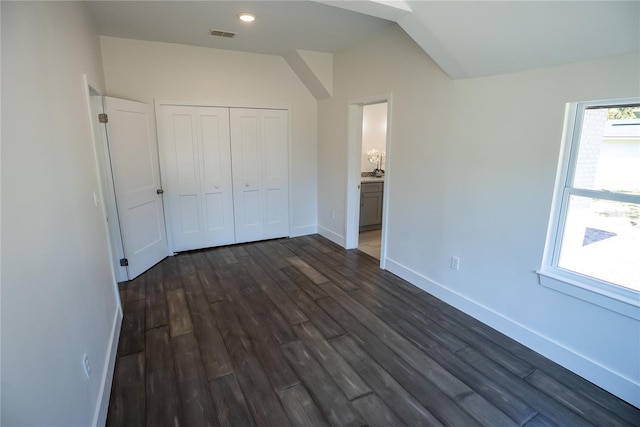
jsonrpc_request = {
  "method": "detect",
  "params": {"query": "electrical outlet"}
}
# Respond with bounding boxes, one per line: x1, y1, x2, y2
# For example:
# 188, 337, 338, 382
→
451, 256, 460, 271
82, 353, 91, 379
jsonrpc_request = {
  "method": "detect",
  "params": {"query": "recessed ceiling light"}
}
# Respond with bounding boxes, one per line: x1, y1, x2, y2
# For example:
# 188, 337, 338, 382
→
238, 12, 256, 23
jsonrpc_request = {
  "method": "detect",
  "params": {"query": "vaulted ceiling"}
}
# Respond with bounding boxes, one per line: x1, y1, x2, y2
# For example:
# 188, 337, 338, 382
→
86, 1, 640, 79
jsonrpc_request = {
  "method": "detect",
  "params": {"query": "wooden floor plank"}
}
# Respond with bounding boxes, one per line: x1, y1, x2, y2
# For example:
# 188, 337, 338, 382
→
239, 254, 309, 325
277, 384, 330, 427
523, 414, 558, 427
182, 274, 233, 380
318, 296, 482, 426
211, 301, 293, 427
457, 347, 594, 427
282, 340, 365, 427
189, 251, 211, 270
171, 332, 219, 427
355, 273, 536, 381
299, 243, 343, 267
108, 235, 640, 427
458, 392, 519, 427
287, 256, 330, 285
252, 241, 292, 270
350, 288, 468, 353
221, 276, 298, 345
224, 278, 299, 390
281, 241, 359, 291
176, 253, 197, 277
126, 274, 146, 302
416, 331, 537, 425
318, 280, 474, 401
166, 288, 194, 337
146, 326, 182, 427
351, 393, 409, 427
118, 299, 146, 356
331, 334, 443, 427
525, 370, 632, 427
293, 322, 370, 400
107, 352, 145, 427
209, 373, 256, 427
265, 239, 298, 258
197, 267, 226, 303
299, 235, 335, 254
281, 266, 328, 300
288, 291, 345, 339
145, 269, 167, 330
349, 289, 538, 425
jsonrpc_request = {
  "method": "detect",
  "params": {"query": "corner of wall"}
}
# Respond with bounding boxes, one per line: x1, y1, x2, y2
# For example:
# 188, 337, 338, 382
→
92, 307, 122, 427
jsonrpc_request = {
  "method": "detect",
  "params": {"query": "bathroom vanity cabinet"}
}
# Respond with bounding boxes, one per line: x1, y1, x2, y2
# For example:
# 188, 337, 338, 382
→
359, 181, 384, 231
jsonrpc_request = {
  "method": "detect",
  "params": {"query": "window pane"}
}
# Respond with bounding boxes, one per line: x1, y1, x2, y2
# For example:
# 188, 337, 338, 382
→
558, 195, 640, 291
572, 106, 640, 195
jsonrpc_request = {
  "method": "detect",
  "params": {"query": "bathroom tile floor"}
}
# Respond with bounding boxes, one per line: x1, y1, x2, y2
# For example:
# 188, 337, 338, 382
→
358, 229, 382, 259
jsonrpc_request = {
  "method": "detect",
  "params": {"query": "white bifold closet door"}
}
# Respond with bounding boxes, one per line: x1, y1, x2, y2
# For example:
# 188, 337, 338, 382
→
159, 105, 289, 252
159, 106, 235, 251
230, 108, 289, 243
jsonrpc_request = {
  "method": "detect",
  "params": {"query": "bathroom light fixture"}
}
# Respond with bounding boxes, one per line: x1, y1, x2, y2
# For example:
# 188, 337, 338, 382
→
238, 12, 256, 22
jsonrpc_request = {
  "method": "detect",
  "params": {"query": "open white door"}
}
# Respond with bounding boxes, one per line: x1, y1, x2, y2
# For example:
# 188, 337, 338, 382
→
104, 97, 168, 279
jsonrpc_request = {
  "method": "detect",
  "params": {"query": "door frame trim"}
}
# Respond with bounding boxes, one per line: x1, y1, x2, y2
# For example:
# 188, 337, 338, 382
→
345, 93, 393, 268
83, 76, 128, 283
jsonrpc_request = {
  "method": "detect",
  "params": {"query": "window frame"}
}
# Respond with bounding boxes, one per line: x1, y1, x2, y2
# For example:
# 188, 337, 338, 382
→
538, 97, 640, 320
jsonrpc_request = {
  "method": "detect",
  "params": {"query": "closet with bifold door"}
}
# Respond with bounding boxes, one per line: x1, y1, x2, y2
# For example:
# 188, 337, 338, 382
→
158, 104, 289, 253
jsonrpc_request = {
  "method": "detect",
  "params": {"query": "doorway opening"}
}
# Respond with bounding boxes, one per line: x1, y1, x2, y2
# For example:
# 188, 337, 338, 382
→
358, 102, 387, 259
345, 94, 392, 268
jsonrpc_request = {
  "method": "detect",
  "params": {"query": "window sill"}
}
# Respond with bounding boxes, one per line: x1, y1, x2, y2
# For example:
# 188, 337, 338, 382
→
536, 269, 640, 320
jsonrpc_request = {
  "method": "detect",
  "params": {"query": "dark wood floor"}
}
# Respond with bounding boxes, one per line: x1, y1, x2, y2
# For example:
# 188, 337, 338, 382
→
107, 235, 640, 427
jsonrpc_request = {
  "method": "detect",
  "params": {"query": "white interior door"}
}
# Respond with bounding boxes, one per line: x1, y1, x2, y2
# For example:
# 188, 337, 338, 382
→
158, 105, 235, 251
104, 97, 168, 279
231, 108, 289, 243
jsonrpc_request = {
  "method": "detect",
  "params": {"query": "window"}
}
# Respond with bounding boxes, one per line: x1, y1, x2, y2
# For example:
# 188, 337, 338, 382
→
539, 98, 640, 319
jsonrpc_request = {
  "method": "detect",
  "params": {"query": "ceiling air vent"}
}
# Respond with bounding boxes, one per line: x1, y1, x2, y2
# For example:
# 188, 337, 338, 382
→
209, 30, 236, 38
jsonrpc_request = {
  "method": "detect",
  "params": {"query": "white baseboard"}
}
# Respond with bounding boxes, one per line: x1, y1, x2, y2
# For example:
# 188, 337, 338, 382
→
317, 225, 345, 247
290, 224, 318, 238
92, 306, 123, 427
384, 257, 640, 408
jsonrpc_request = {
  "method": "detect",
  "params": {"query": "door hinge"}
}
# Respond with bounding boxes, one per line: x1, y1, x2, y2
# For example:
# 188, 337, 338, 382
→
120, 258, 129, 267
98, 113, 108, 124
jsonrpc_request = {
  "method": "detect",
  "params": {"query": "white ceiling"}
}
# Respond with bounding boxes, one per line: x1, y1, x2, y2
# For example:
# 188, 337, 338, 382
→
85, 1, 395, 57
86, 0, 640, 80
397, 1, 640, 79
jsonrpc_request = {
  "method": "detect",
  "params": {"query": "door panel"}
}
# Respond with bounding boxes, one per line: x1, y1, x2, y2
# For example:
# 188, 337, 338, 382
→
161, 107, 203, 251
231, 108, 289, 243
262, 111, 289, 235
159, 105, 235, 251
198, 109, 234, 244
104, 97, 168, 279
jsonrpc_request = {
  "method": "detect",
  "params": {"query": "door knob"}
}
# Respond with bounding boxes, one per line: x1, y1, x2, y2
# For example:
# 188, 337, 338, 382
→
215, 185, 220, 189
157, 189, 164, 194
245, 183, 250, 187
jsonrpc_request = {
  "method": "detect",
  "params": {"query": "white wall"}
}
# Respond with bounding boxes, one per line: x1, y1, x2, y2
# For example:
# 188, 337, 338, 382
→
100, 36, 318, 237
361, 102, 388, 173
1, 2, 120, 425
318, 24, 640, 406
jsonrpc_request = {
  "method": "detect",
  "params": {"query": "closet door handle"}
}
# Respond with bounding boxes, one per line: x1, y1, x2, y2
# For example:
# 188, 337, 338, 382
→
245, 183, 250, 187
156, 189, 164, 195
215, 185, 220, 189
